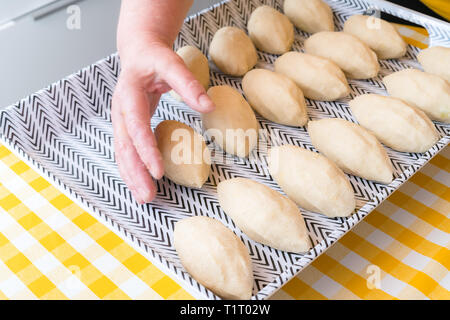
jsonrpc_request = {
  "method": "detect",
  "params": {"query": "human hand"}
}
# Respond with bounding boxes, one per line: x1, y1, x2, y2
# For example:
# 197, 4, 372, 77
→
112, 26, 214, 204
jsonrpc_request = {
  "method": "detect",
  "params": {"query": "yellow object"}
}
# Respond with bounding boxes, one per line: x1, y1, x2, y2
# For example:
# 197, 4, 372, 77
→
0, 142, 448, 300
392, 23, 430, 49
0, 144, 191, 300
392, 0, 450, 49
421, 0, 450, 21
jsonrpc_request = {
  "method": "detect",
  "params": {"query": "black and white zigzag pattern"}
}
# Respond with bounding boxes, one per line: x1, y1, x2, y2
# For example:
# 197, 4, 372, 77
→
0, 0, 449, 300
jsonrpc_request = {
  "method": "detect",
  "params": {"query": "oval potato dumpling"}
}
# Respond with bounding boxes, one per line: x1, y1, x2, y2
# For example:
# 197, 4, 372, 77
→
155, 120, 211, 188
203, 85, 258, 157
274, 51, 350, 101
304, 31, 379, 79
283, 0, 334, 34
170, 46, 210, 101
383, 69, 450, 123
418, 46, 450, 82
242, 69, 308, 126
209, 26, 258, 76
308, 118, 394, 184
174, 216, 253, 300
217, 178, 311, 253
269, 145, 355, 218
349, 94, 440, 153
343, 15, 407, 59
248, 5, 294, 54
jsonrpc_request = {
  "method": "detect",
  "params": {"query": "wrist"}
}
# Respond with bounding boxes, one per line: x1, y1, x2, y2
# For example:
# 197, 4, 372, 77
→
117, 29, 171, 56
117, 0, 193, 53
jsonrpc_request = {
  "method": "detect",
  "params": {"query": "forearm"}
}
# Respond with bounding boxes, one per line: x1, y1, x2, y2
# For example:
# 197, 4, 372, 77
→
117, 0, 193, 52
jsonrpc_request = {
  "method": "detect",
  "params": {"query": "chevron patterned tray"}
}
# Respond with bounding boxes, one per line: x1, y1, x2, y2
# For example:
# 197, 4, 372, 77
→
1, 0, 449, 300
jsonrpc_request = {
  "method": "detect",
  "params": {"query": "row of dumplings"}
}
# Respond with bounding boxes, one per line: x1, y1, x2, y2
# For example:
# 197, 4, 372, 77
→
207, 2, 450, 120
165, 0, 450, 300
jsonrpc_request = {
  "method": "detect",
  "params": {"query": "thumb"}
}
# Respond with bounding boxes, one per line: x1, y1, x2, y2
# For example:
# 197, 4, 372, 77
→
157, 49, 215, 113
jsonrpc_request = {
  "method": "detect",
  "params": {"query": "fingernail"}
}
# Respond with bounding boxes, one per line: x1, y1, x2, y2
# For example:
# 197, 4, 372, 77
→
129, 188, 143, 204
134, 195, 144, 205
138, 188, 152, 204
147, 155, 164, 180
150, 166, 164, 180
198, 94, 215, 112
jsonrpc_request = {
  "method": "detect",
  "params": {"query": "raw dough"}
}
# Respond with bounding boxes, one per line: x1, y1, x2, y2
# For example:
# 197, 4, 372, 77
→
174, 216, 253, 300
308, 118, 394, 184
274, 51, 350, 101
170, 46, 210, 101
217, 178, 311, 253
418, 46, 450, 82
248, 5, 294, 54
155, 120, 211, 188
209, 26, 257, 76
383, 69, 450, 123
269, 145, 355, 217
242, 68, 308, 126
343, 15, 407, 59
349, 94, 439, 153
202, 85, 258, 157
304, 31, 379, 79
283, 0, 334, 34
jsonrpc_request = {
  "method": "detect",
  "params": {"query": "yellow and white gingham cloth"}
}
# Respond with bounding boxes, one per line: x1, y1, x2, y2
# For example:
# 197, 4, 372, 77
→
0, 144, 192, 299
272, 147, 450, 300
0, 142, 448, 300
0, 16, 449, 299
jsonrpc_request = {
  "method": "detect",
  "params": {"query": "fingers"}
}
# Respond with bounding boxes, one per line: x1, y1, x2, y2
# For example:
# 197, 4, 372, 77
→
111, 42, 216, 205
115, 138, 157, 204
117, 81, 165, 181
112, 85, 159, 204
157, 49, 215, 113
112, 115, 157, 204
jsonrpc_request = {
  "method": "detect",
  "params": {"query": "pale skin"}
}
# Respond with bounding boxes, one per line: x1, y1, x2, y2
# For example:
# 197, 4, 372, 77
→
113, 0, 215, 204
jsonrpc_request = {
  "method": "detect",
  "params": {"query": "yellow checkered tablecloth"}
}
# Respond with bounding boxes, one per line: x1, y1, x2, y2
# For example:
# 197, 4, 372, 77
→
0, 144, 192, 300
0, 17, 449, 300
0, 142, 448, 300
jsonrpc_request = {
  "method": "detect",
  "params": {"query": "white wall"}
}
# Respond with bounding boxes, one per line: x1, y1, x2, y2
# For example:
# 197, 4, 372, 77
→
0, 0, 221, 108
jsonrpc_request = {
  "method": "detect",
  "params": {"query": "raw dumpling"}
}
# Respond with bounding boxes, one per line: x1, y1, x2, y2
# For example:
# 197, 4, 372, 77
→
304, 31, 379, 79
174, 216, 253, 300
343, 15, 407, 59
269, 145, 355, 217
349, 94, 439, 153
418, 46, 450, 82
308, 118, 394, 184
274, 51, 350, 100
217, 178, 311, 253
383, 69, 450, 123
242, 68, 308, 126
248, 5, 294, 54
203, 85, 258, 157
283, 0, 334, 34
155, 120, 211, 188
209, 26, 258, 76
170, 46, 210, 101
